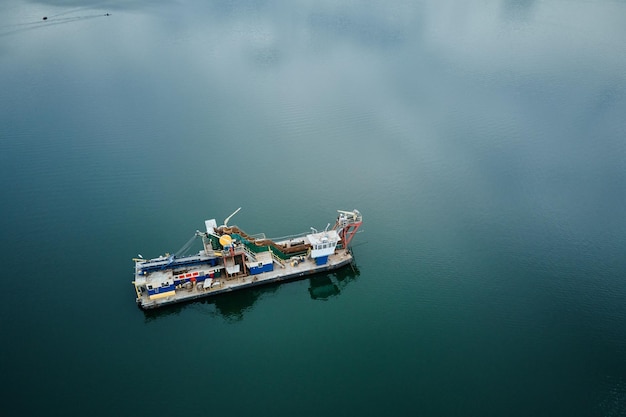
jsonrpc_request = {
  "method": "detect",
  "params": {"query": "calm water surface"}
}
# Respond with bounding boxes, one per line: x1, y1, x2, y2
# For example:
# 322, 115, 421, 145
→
1, 0, 626, 416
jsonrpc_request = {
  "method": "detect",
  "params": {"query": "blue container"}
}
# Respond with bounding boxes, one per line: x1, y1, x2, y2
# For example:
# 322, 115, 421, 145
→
315, 255, 329, 265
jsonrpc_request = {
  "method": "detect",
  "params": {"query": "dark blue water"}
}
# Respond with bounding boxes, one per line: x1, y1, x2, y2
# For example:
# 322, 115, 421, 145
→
2, 0, 626, 416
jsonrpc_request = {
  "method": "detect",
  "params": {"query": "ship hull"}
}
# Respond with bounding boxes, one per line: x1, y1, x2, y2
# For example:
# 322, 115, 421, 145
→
135, 249, 354, 309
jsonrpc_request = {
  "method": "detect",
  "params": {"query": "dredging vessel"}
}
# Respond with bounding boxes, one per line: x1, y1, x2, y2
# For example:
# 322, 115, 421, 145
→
132, 209, 362, 309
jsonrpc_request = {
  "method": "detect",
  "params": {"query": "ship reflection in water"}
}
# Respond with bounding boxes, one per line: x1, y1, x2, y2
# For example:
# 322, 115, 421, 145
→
308, 265, 360, 301
142, 265, 360, 322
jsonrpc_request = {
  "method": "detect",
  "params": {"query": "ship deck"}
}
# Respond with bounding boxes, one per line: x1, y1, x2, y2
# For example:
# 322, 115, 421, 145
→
136, 249, 353, 309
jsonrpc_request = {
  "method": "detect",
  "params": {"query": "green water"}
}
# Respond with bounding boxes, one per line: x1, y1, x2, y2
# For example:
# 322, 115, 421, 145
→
1, 0, 626, 416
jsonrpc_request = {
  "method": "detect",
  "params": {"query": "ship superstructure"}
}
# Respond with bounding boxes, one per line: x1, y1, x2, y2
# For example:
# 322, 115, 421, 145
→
133, 209, 362, 309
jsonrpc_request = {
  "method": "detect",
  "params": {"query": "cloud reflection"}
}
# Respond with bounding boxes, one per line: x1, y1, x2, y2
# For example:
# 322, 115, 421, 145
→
2, 0, 625, 241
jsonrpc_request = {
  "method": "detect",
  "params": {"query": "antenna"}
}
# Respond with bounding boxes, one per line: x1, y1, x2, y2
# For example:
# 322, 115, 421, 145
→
223, 207, 242, 227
